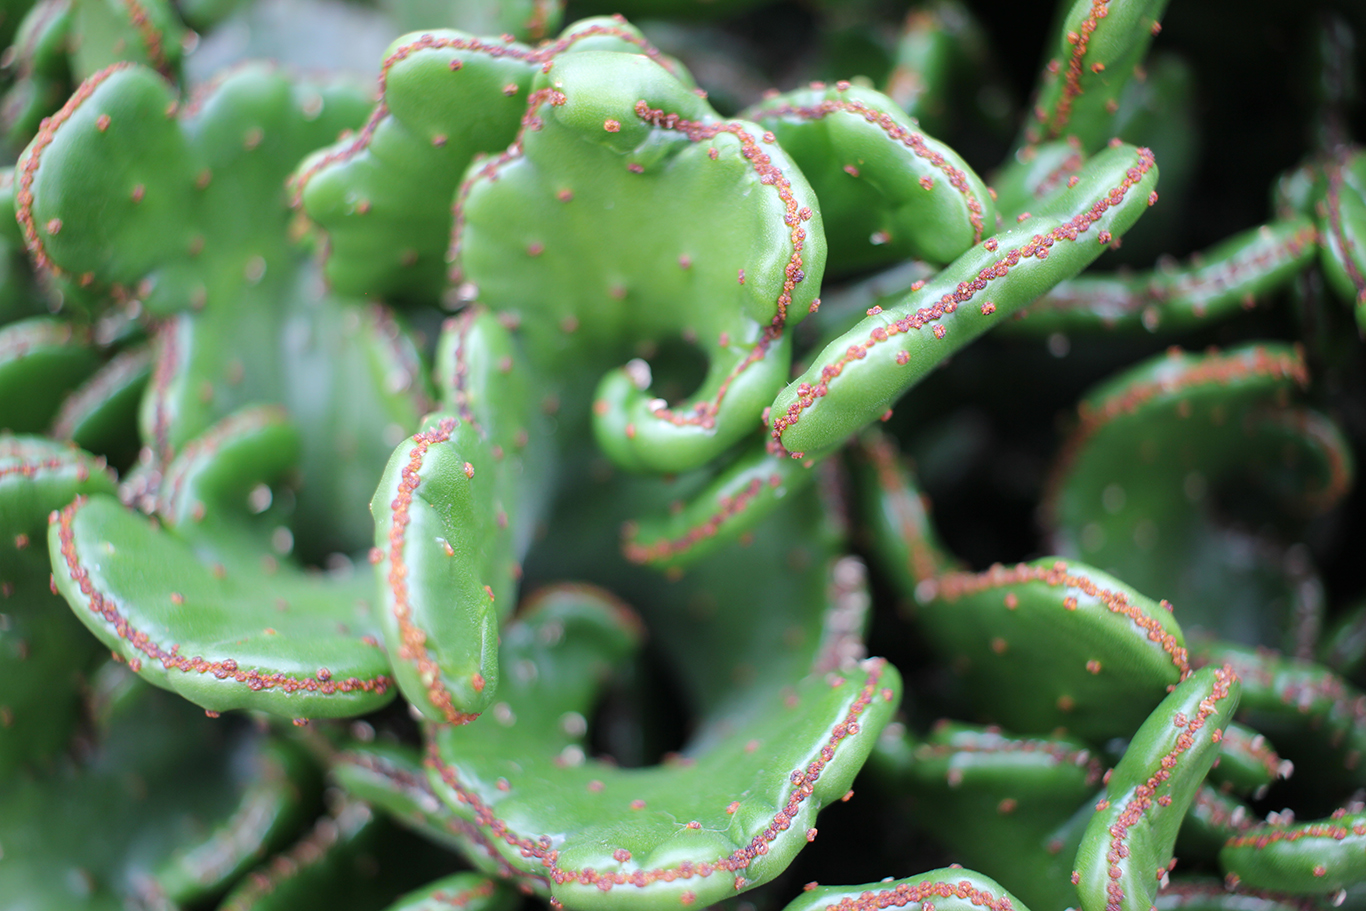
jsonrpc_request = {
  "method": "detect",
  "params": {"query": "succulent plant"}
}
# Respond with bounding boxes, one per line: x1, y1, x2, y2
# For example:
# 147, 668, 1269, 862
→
3, 0, 1366, 910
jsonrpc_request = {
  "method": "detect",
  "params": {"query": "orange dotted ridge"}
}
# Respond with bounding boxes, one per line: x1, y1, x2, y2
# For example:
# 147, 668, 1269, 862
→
769, 147, 1155, 455
1042, 344, 1309, 520
54, 497, 392, 702
1324, 152, 1366, 307
622, 474, 777, 565
1091, 666, 1237, 911
1031, 222, 1318, 321
291, 19, 676, 206
804, 877, 1019, 911
628, 100, 812, 430
933, 560, 1190, 679
756, 93, 987, 243
155, 405, 288, 520
16, 62, 134, 285
383, 417, 482, 725
120, 0, 173, 78
1042, 0, 1110, 141
1224, 813, 1366, 850
919, 731, 1103, 787
425, 659, 887, 896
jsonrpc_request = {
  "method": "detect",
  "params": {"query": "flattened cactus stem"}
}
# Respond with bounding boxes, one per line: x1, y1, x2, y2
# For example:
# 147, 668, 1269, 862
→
1220, 808, 1366, 894
1012, 218, 1319, 334
781, 868, 1033, 911
1073, 665, 1241, 911
620, 439, 815, 569
769, 142, 1158, 460
1019, 0, 1171, 152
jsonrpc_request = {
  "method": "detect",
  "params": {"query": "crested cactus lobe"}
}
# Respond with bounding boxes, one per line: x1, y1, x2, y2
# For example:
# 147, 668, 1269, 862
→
633, 467, 867, 726
744, 81, 996, 274
69, 0, 184, 83
426, 586, 900, 911
2, 0, 77, 147
369, 308, 552, 724
455, 44, 825, 474
1044, 344, 1353, 644
293, 29, 540, 304
781, 868, 1032, 911
1019, 0, 1171, 152
1318, 148, 1366, 325
50, 343, 152, 468
1073, 665, 1241, 911
769, 142, 1157, 460
1154, 880, 1320, 911
47, 408, 396, 718
16, 61, 369, 310
620, 439, 815, 570
292, 16, 680, 305
883, 723, 1103, 911
20, 62, 433, 556
153, 738, 321, 905
1011, 218, 1319, 334
0, 315, 101, 432
1220, 808, 1366, 894
383, 873, 517, 911
0, 665, 312, 908
1198, 643, 1366, 791
0, 435, 116, 775
859, 431, 1188, 739
1204, 722, 1290, 799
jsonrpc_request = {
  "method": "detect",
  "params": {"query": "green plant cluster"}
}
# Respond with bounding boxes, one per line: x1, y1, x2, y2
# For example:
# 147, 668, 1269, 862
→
2, 0, 1366, 910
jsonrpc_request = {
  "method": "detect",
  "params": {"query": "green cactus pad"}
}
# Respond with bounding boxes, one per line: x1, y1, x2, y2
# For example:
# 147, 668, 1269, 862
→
887, 722, 1103, 910
215, 798, 455, 911
16, 61, 370, 309
293, 16, 683, 304
0, 316, 101, 432
50, 490, 396, 717
744, 81, 995, 274
153, 738, 321, 904
1319, 148, 1366, 327
427, 584, 901, 910
1013, 218, 1318, 334
370, 411, 519, 723
370, 304, 555, 722
857, 431, 1188, 738
1018, 0, 1171, 152
1154, 880, 1318, 911
1220, 808, 1366, 894
49, 343, 151, 467
1044, 343, 1353, 644
381, 873, 517, 911
455, 41, 824, 473
1200, 643, 1366, 791
47, 408, 396, 718
769, 141, 1158, 460
621, 439, 815, 570
0, 435, 115, 775
0, 666, 315, 909
1205, 723, 1291, 799
781, 868, 1032, 911
1073, 665, 1241, 911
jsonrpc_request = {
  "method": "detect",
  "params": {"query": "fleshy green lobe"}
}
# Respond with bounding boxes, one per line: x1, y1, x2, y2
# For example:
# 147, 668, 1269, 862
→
1074, 665, 1241, 911
769, 142, 1158, 459
781, 868, 1032, 911
371, 412, 510, 723
427, 585, 901, 910
48, 492, 393, 717
457, 45, 824, 473
745, 81, 995, 273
